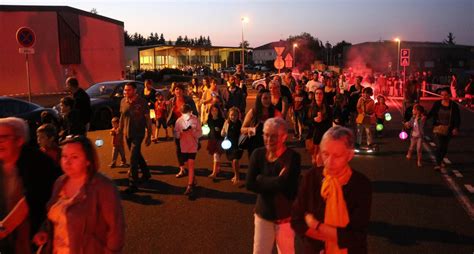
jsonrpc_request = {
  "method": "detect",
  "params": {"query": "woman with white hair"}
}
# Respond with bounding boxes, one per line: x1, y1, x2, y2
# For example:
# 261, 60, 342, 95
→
246, 117, 301, 254
291, 126, 372, 253
0, 117, 61, 253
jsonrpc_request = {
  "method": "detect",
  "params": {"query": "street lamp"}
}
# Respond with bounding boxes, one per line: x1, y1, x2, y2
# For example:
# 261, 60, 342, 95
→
241, 16, 249, 72
293, 43, 298, 69
394, 37, 400, 75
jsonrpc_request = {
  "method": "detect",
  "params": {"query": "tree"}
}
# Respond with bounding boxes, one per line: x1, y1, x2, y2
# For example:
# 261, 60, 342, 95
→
286, 32, 324, 70
206, 36, 212, 46
239, 40, 250, 48
124, 30, 133, 46
183, 36, 189, 46
175, 36, 184, 45
444, 32, 456, 45
159, 33, 166, 44
90, 8, 98, 14
332, 40, 352, 66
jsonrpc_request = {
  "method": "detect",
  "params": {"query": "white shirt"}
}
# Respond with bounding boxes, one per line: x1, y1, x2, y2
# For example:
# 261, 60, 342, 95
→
306, 80, 323, 93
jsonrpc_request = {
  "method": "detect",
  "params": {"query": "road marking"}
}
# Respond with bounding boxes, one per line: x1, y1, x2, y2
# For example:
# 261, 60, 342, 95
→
452, 170, 463, 178
429, 142, 436, 147
443, 158, 452, 165
465, 184, 474, 194
423, 142, 474, 220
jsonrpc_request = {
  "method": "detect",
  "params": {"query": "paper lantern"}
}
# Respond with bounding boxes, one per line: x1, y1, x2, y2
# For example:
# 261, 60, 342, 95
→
202, 124, 210, 135
385, 113, 392, 121
376, 124, 384, 131
221, 138, 232, 150
399, 131, 408, 140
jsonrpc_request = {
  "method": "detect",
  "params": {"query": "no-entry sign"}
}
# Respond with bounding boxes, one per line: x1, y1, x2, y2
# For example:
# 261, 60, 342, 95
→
16, 27, 36, 48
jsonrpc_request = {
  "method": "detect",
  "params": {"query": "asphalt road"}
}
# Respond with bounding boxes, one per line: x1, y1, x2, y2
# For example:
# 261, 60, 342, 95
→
84, 90, 474, 254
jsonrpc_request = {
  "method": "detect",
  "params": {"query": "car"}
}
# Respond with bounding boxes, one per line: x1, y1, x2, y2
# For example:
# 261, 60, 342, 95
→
136, 68, 192, 83
251, 73, 285, 90
0, 96, 60, 145
55, 80, 170, 130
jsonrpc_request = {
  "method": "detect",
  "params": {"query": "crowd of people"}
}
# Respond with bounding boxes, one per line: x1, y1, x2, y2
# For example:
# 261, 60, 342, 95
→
0, 63, 465, 253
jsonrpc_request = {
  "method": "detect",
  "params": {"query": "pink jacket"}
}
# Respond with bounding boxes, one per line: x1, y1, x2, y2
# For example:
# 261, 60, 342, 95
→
174, 114, 202, 153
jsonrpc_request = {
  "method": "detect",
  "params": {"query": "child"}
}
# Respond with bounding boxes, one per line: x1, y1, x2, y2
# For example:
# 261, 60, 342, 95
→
221, 107, 243, 184
356, 87, 375, 148
174, 104, 203, 195
404, 104, 426, 167
36, 124, 61, 165
153, 92, 169, 142
374, 95, 389, 137
207, 104, 225, 178
292, 83, 307, 140
109, 117, 128, 168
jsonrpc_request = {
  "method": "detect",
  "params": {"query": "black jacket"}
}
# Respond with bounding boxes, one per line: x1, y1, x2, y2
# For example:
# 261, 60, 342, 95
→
427, 100, 461, 131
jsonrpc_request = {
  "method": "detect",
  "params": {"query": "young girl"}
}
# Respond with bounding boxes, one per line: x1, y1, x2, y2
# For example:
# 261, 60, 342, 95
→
221, 107, 243, 184
174, 104, 203, 195
207, 104, 225, 178
374, 95, 389, 137
356, 87, 375, 148
36, 123, 61, 165
109, 117, 127, 168
405, 104, 426, 167
153, 92, 169, 142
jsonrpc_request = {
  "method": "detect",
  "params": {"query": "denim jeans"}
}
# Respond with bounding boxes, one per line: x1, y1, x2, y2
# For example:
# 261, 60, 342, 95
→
253, 214, 295, 254
126, 136, 150, 187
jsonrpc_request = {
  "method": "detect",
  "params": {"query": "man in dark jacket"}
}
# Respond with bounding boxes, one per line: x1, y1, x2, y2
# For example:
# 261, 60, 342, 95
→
66, 77, 92, 130
0, 117, 62, 253
223, 76, 246, 115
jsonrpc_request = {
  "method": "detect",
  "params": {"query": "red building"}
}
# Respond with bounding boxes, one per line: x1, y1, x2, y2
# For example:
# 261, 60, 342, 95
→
0, 5, 125, 96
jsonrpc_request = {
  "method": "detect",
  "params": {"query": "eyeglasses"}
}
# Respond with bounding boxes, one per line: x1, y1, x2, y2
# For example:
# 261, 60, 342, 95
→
0, 134, 18, 143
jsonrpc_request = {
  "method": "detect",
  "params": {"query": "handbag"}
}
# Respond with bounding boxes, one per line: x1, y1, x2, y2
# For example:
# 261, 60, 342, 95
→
433, 104, 452, 136
433, 125, 449, 136
356, 113, 364, 124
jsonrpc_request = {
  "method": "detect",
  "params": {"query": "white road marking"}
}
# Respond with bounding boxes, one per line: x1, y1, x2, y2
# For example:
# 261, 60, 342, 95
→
452, 170, 463, 178
429, 142, 436, 147
443, 158, 452, 165
465, 184, 474, 194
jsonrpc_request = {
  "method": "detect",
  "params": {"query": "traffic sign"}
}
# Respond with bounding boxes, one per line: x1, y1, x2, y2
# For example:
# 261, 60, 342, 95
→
274, 56, 285, 70
284, 53, 293, 68
401, 57, 410, 66
19, 48, 35, 54
16, 27, 36, 48
401, 48, 410, 57
274, 47, 285, 56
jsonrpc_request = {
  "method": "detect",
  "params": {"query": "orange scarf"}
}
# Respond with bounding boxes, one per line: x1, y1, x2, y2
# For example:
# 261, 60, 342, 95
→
321, 167, 353, 254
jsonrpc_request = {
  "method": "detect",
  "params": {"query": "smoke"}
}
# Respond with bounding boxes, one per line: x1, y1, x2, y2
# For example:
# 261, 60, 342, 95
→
344, 42, 395, 76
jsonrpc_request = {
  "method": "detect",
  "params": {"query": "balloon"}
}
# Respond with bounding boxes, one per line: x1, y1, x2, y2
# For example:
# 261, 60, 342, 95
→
202, 124, 210, 135
399, 131, 408, 140
385, 113, 392, 121
221, 138, 232, 150
376, 124, 384, 131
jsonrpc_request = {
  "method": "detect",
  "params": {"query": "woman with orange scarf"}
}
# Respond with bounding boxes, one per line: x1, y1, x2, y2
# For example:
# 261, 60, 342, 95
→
291, 126, 372, 254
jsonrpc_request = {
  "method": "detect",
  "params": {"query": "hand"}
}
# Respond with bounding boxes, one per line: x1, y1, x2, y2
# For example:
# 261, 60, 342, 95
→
145, 135, 151, 146
452, 128, 459, 136
305, 213, 319, 229
33, 231, 48, 246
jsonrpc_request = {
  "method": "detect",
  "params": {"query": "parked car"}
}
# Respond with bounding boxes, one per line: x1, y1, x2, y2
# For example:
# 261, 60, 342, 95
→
251, 73, 284, 90
0, 96, 60, 145
136, 68, 191, 83
55, 80, 169, 130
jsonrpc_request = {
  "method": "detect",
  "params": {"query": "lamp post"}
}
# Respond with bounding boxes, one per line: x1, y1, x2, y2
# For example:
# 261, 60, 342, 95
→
293, 43, 298, 69
241, 17, 249, 72
394, 37, 400, 75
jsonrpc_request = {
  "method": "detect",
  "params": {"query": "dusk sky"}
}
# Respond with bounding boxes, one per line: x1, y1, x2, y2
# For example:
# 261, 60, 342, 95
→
3, 0, 474, 47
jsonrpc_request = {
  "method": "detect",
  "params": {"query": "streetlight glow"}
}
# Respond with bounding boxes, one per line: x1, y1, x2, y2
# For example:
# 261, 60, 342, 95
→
394, 37, 401, 75
241, 16, 249, 23
394, 37, 400, 42
241, 16, 249, 71
293, 43, 298, 48
293, 43, 298, 69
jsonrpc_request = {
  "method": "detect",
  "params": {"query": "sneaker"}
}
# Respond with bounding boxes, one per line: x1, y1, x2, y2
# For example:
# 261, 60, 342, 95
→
109, 163, 116, 168
176, 170, 187, 178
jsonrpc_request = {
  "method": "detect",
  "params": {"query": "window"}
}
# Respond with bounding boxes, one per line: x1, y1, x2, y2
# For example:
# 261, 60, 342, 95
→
57, 11, 81, 64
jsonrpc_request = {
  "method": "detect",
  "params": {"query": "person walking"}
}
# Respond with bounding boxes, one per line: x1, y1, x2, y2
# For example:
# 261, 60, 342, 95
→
119, 82, 153, 193
427, 89, 461, 170
246, 117, 301, 254
65, 77, 92, 131
291, 126, 372, 254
